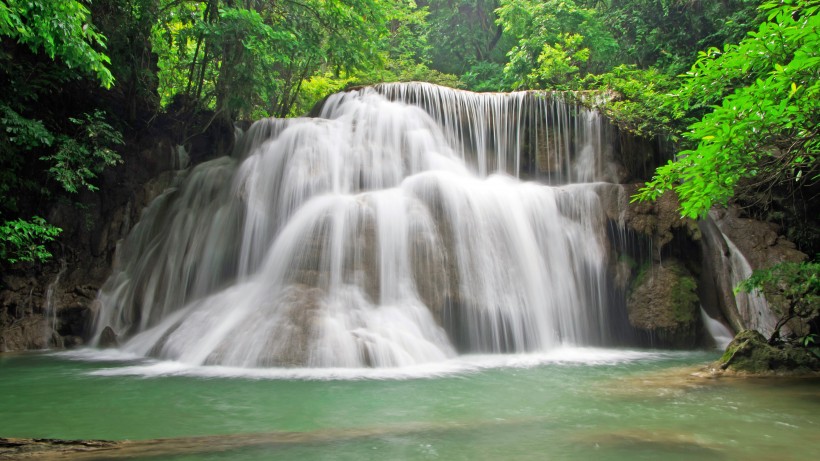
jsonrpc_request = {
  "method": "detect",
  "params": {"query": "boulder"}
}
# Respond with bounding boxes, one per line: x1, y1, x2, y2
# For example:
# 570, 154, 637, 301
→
715, 329, 820, 374
627, 260, 703, 348
98, 326, 119, 348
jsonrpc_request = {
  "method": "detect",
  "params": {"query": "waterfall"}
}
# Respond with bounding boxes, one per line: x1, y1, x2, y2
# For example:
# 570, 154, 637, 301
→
93, 83, 624, 368
701, 307, 734, 349
43, 259, 67, 347
722, 237, 778, 338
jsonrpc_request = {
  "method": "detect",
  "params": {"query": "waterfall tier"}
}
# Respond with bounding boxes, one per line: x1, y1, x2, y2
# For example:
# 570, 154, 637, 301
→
94, 83, 624, 368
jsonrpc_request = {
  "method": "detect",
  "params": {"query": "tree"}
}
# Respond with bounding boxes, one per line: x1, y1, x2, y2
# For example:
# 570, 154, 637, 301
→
737, 261, 820, 347
422, 0, 508, 75
0, 0, 121, 265
580, 64, 682, 139
152, 0, 392, 120
579, 0, 759, 75
496, 0, 618, 89
636, 0, 820, 220
0, 0, 114, 87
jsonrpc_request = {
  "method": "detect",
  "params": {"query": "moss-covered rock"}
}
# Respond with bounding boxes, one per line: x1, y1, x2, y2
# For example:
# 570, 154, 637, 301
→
715, 329, 820, 374
627, 260, 703, 348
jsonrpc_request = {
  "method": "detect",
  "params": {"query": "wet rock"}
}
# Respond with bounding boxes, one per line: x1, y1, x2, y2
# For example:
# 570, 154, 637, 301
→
0, 316, 51, 352
99, 326, 119, 348
627, 260, 703, 348
699, 207, 808, 335
711, 207, 806, 270
716, 329, 820, 374
621, 189, 701, 254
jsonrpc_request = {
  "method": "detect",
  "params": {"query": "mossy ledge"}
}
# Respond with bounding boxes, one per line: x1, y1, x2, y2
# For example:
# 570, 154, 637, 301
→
712, 330, 820, 375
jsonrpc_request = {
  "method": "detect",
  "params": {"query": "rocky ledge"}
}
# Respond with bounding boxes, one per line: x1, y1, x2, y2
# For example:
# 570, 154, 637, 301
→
711, 329, 820, 375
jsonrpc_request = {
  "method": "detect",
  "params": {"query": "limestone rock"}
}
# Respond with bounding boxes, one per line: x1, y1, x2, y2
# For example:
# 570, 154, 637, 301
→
0, 316, 51, 352
627, 261, 703, 348
621, 188, 701, 253
716, 329, 820, 374
711, 207, 806, 269
699, 207, 808, 335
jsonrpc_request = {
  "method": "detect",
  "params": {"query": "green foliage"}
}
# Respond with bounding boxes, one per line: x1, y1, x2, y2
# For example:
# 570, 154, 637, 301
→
497, 0, 618, 89
0, 0, 114, 87
0, 103, 54, 150
460, 61, 507, 92
581, 65, 683, 139
288, 73, 358, 117
736, 261, 820, 345
0, 103, 54, 212
580, 0, 759, 75
197, 6, 287, 119
152, 0, 394, 119
528, 33, 589, 89
0, 216, 61, 264
424, 0, 508, 75
636, 0, 820, 219
40, 110, 124, 193
385, 0, 431, 66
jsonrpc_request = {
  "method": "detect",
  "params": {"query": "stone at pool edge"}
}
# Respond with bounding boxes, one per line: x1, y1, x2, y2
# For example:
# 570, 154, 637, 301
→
713, 329, 820, 374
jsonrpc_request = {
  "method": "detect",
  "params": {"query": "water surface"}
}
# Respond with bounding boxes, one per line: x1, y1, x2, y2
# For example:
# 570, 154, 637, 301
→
1, 349, 817, 460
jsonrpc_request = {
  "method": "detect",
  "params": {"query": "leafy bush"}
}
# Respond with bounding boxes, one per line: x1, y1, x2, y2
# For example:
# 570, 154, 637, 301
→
0, 0, 113, 87
41, 110, 124, 193
0, 217, 61, 264
580, 65, 683, 139
460, 62, 508, 92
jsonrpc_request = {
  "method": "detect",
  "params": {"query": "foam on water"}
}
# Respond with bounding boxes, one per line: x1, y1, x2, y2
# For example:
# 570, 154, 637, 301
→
58, 347, 675, 381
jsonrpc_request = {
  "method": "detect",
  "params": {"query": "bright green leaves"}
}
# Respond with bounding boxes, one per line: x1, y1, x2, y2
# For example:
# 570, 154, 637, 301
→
497, 0, 617, 89
0, 216, 61, 264
0, 0, 113, 87
581, 65, 682, 139
636, 0, 820, 219
152, 0, 394, 119
528, 33, 589, 88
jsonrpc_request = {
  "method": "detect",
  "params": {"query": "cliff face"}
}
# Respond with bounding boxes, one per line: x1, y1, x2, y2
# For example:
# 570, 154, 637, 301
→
0, 113, 234, 352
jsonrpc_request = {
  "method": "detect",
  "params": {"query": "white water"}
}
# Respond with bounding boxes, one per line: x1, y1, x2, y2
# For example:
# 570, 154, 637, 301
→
58, 347, 672, 380
721, 236, 777, 338
93, 83, 623, 368
43, 258, 67, 346
701, 308, 734, 349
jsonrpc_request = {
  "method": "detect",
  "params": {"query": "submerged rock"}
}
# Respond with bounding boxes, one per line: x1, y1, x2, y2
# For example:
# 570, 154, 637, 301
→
715, 329, 820, 374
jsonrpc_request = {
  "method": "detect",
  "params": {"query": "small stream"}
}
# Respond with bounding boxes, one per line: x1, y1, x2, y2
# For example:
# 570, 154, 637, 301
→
1, 349, 817, 460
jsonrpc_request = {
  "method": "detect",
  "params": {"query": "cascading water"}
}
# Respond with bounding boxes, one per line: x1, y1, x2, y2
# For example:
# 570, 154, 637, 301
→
701, 307, 734, 349
93, 83, 626, 368
43, 258, 67, 346
721, 235, 778, 337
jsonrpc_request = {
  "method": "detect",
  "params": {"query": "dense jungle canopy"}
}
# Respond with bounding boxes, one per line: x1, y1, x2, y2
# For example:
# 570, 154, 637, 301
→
0, 0, 817, 271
